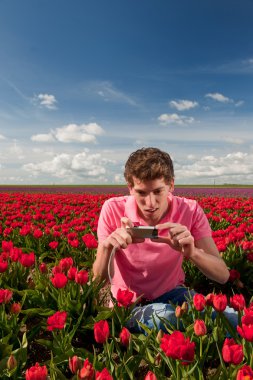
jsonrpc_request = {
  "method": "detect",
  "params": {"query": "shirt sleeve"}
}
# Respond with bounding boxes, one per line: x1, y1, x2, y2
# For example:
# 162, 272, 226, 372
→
191, 202, 212, 241
97, 199, 118, 243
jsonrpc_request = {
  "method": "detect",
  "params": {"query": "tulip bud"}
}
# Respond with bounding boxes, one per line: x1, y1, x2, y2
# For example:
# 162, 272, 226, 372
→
10, 302, 21, 314
175, 306, 183, 318
69, 355, 82, 374
156, 329, 164, 343
7, 355, 17, 370
194, 319, 207, 336
181, 301, 188, 313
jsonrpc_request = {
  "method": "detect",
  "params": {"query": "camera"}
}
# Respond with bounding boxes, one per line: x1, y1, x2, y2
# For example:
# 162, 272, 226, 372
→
126, 226, 158, 239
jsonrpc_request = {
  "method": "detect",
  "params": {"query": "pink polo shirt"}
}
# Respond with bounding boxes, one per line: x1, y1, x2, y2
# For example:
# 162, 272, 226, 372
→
97, 194, 211, 301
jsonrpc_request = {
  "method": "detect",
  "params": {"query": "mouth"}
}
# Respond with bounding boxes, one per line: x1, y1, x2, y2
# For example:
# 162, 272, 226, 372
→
144, 208, 158, 213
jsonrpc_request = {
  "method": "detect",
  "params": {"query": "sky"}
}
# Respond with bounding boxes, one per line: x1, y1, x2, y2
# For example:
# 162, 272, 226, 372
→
0, 0, 253, 185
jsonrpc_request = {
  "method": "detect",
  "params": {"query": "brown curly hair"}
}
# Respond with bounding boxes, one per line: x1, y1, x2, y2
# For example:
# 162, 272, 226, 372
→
124, 147, 174, 187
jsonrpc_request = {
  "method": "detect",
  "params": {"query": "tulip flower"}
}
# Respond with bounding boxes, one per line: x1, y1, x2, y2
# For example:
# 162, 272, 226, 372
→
25, 362, 48, 380
78, 358, 94, 380
116, 288, 134, 307
213, 294, 227, 312
10, 302, 21, 314
236, 364, 253, 380
144, 371, 158, 380
19, 252, 35, 267
193, 293, 206, 311
82, 233, 98, 248
50, 272, 68, 288
47, 311, 67, 331
222, 338, 243, 365
119, 327, 131, 347
230, 294, 246, 311
94, 320, 110, 344
69, 355, 82, 374
160, 330, 195, 365
95, 367, 113, 380
194, 319, 207, 336
75, 269, 89, 285
0, 289, 13, 304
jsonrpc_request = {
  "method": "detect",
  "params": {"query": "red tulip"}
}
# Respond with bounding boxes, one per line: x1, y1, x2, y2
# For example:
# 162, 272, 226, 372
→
78, 358, 94, 380
236, 364, 253, 380
10, 302, 21, 314
194, 319, 207, 336
94, 320, 110, 344
222, 338, 243, 365
82, 233, 98, 248
116, 288, 134, 307
160, 330, 195, 365
25, 362, 48, 380
119, 327, 131, 347
47, 311, 67, 331
50, 272, 68, 288
95, 367, 113, 380
69, 355, 82, 374
0, 289, 13, 304
144, 371, 158, 380
230, 294, 246, 311
193, 294, 206, 311
75, 270, 89, 285
19, 252, 35, 267
213, 294, 227, 312
68, 266, 78, 280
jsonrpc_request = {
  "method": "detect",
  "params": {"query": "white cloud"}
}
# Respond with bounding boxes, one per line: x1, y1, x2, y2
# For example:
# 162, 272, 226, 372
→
170, 99, 198, 111
176, 151, 253, 183
0, 134, 6, 140
158, 113, 195, 125
31, 133, 55, 142
205, 93, 232, 103
34, 93, 58, 110
31, 123, 105, 144
54, 124, 98, 143
222, 136, 245, 145
23, 150, 108, 180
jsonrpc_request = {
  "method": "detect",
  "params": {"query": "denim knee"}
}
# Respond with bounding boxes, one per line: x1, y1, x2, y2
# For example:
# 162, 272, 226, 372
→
126, 303, 177, 333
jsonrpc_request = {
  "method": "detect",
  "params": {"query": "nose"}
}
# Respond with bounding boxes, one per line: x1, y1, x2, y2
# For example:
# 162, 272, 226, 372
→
145, 192, 156, 208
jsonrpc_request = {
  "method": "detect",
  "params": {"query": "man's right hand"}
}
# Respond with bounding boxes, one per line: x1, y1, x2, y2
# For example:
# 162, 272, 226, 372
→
102, 217, 134, 250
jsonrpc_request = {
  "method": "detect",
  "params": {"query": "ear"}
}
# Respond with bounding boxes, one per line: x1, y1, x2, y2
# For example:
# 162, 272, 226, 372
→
128, 183, 134, 195
169, 179, 175, 192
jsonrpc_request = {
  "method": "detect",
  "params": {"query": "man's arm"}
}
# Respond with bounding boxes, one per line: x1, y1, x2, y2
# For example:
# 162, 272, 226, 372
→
155, 222, 230, 284
190, 236, 229, 284
92, 217, 134, 282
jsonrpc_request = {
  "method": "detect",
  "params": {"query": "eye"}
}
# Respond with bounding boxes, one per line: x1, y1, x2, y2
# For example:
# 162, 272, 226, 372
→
153, 189, 162, 195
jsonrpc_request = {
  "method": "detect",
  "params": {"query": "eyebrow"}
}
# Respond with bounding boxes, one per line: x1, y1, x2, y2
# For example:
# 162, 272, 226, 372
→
135, 186, 165, 192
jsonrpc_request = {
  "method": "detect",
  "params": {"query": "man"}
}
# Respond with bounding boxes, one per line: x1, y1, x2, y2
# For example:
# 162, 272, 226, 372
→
93, 147, 234, 332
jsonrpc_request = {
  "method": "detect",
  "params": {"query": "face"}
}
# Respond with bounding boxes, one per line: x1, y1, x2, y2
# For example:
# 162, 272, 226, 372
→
129, 177, 174, 225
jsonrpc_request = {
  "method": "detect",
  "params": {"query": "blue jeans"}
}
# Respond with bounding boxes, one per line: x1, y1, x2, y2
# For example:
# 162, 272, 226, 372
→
126, 286, 238, 333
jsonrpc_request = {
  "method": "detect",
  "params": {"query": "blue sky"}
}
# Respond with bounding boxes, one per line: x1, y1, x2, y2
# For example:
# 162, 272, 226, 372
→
0, 0, 253, 185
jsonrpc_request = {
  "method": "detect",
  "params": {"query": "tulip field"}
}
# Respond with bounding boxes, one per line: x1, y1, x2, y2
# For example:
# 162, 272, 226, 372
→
0, 188, 253, 379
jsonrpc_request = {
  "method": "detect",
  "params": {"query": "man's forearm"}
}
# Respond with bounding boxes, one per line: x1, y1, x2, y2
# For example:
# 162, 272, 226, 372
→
92, 243, 113, 282
189, 248, 230, 284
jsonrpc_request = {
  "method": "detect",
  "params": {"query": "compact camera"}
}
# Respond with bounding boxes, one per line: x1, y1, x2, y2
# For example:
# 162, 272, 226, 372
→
126, 226, 158, 239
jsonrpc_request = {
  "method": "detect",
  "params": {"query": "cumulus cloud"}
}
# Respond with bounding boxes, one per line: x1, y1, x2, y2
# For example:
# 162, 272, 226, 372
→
169, 99, 198, 111
0, 134, 6, 140
176, 151, 253, 183
205, 92, 232, 103
31, 123, 105, 144
34, 93, 58, 109
23, 150, 108, 180
31, 133, 55, 142
158, 113, 195, 125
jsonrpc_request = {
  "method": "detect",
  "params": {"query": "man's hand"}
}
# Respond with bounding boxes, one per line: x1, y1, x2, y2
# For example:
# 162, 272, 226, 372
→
152, 222, 195, 258
102, 217, 145, 250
